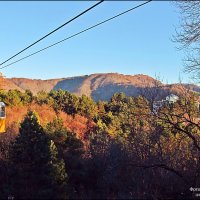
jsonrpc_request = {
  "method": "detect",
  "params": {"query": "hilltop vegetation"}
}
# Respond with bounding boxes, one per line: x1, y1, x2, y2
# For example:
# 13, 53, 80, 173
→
0, 88, 200, 199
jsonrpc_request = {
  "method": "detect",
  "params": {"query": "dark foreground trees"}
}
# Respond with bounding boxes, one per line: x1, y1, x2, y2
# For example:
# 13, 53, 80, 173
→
8, 111, 67, 199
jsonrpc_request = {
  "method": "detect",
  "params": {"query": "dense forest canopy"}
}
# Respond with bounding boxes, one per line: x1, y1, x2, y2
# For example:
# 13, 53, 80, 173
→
0, 88, 199, 199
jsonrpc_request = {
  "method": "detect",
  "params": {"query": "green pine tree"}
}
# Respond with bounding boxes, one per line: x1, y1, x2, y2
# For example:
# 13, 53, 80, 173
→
8, 111, 68, 199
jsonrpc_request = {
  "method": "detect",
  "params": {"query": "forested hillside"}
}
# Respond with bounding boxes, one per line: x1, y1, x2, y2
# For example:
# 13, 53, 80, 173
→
0, 88, 199, 199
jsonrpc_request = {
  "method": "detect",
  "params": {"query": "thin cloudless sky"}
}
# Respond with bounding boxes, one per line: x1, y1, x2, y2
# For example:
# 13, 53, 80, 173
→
0, 1, 192, 83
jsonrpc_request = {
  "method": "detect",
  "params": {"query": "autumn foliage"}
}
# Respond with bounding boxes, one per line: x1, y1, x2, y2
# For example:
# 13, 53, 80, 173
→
0, 89, 199, 199
6, 103, 93, 139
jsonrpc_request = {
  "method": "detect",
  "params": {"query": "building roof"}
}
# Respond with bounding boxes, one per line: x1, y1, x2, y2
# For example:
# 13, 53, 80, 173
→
165, 94, 179, 102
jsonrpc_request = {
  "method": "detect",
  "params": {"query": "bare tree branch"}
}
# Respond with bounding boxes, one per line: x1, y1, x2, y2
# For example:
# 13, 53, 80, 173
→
174, 1, 200, 80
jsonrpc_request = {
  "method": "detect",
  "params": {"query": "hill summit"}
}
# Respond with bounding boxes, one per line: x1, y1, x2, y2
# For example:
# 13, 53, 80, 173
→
4, 73, 200, 101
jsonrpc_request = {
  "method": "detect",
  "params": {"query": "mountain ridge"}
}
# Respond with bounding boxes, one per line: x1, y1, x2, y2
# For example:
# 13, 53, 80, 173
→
4, 73, 200, 101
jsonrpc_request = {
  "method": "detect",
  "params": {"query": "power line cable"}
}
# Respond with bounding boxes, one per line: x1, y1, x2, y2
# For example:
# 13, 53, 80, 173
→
0, 0, 104, 66
0, 0, 152, 70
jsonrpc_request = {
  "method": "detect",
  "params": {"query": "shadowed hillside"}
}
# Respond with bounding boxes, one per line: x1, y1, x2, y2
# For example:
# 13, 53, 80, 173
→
54, 75, 89, 94
5, 73, 200, 101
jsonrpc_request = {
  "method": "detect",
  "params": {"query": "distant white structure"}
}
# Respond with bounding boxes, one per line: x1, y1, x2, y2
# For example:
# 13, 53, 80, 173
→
165, 94, 179, 104
153, 94, 179, 113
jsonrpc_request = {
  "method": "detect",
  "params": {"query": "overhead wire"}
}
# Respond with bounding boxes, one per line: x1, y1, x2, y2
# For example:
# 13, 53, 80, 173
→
0, 0, 104, 66
0, 0, 152, 70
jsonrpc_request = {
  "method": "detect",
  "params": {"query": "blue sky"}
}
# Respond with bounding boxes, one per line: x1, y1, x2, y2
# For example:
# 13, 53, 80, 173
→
0, 1, 192, 83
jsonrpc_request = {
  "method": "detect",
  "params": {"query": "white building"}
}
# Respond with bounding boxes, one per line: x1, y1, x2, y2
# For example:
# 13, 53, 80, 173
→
165, 94, 179, 104
153, 94, 179, 113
